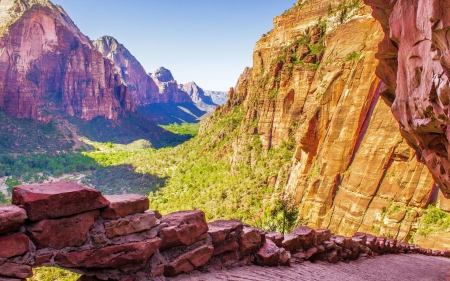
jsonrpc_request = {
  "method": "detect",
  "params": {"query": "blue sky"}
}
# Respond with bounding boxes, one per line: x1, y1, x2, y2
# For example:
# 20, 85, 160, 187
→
51, 0, 296, 91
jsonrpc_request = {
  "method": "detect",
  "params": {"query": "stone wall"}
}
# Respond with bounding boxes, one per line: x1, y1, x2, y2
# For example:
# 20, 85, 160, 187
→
0, 182, 447, 281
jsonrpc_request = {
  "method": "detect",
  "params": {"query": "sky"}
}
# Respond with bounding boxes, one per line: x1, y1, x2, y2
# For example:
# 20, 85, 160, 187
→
50, 0, 297, 91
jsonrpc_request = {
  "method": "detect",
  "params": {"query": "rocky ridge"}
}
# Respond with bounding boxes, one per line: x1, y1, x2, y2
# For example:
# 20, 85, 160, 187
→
199, 0, 450, 248
0, 181, 447, 281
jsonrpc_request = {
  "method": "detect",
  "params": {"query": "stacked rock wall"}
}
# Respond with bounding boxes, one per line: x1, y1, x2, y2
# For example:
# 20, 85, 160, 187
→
0, 182, 447, 281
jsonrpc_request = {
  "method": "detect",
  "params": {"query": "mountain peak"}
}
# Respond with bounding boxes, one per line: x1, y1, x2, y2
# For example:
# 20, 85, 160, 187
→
152, 67, 174, 83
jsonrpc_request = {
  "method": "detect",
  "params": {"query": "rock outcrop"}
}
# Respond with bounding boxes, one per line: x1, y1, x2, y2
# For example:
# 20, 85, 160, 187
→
362, 0, 450, 198
0, 0, 133, 121
0, 181, 446, 281
200, 0, 450, 247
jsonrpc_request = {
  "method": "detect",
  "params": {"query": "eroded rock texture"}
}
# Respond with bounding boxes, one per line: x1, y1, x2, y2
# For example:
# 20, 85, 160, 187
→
203, 0, 450, 247
0, 0, 133, 121
363, 0, 450, 197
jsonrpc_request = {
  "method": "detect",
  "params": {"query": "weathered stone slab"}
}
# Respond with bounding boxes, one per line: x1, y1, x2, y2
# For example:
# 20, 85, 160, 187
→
164, 245, 214, 277
101, 194, 149, 219
0, 233, 29, 258
0, 262, 32, 278
239, 227, 262, 254
159, 210, 208, 250
55, 238, 161, 268
213, 240, 239, 256
104, 211, 159, 238
12, 182, 109, 221
255, 239, 280, 266
26, 211, 98, 249
0, 205, 27, 235
207, 219, 243, 245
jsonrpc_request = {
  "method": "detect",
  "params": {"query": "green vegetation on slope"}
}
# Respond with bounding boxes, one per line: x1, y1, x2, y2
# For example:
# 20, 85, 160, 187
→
79, 106, 298, 232
0, 111, 73, 154
417, 205, 450, 236
159, 123, 200, 136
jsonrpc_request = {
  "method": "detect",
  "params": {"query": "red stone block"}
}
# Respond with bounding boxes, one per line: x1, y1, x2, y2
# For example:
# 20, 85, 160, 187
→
55, 238, 161, 268
239, 227, 262, 254
159, 210, 208, 250
101, 194, 149, 219
213, 240, 239, 256
164, 245, 214, 277
26, 210, 97, 249
35, 253, 53, 266
104, 211, 159, 238
255, 239, 280, 266
0, 205, 27, 235
0, 233, 29, 258
12, 182, 109, 221
208, 219, 243, 245
0, 262, 32, 278
266, 232, 284, 247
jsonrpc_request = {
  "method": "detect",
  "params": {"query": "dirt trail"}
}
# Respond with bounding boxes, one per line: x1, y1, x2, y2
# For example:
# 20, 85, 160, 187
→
169, 254, 450, 281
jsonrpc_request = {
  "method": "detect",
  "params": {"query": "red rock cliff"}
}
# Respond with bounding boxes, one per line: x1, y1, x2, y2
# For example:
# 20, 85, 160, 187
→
94, 37, 192, 105
202, 0, 450, 247
0, 0, 134, 121
363, 0, 450, 198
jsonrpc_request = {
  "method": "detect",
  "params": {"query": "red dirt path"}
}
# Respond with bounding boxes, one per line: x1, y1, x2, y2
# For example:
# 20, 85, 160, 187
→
169, 254, 450, 281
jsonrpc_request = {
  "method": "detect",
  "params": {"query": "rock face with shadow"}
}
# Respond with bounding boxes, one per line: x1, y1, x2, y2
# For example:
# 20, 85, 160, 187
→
363, 0, 450, 197
0, 0, 133, 122
201, 0, 447, 248
0, 181, 447, 281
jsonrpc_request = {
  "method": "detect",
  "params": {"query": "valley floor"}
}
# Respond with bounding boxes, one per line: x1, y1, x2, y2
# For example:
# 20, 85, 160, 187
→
169, 254, 450, 281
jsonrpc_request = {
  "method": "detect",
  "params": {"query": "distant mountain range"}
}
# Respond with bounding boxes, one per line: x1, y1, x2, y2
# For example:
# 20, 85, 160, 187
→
0, 0, 227, 124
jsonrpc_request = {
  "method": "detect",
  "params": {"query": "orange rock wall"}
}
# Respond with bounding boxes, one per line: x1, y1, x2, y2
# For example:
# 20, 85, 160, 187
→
211, 0, 449, 246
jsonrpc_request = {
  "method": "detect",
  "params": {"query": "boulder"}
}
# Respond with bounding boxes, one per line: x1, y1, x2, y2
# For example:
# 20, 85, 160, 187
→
239, 227, 262, 254
104, 211, 159, 238
0, 205, 27, 235
101, 194, 149, 219
12, 182, 109, 221
164, 245, 214, 277
255, 239, 280, 266
159, 210, 208, 250
315, 229, 332, 245
282, 226, 315, 252
55, 238, 161, 268
26, 210, 98, 249
207, 219, 243, 245
0, 233, 29, 258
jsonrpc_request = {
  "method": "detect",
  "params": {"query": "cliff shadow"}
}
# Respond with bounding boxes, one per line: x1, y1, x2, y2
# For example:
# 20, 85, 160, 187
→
67, 112, 192, 148
137, 103, 207, 125
85, 164, 167, 196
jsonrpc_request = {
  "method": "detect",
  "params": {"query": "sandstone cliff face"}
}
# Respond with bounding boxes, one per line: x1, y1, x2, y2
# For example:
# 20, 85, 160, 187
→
0, 0, 134, 121
206, 0, 447, 246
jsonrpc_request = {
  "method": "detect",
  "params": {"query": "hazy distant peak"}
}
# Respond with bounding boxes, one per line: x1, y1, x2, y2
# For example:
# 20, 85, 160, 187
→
152, 67, 174, 83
